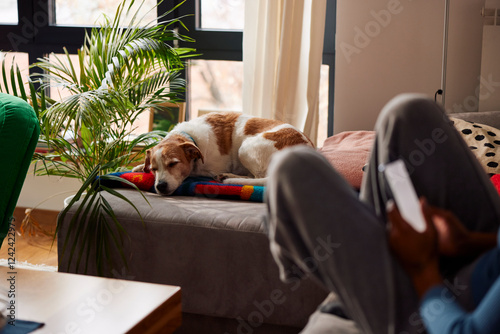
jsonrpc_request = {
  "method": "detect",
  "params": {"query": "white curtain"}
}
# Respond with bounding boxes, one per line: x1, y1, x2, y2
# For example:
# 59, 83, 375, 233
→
242, 0, 327, 145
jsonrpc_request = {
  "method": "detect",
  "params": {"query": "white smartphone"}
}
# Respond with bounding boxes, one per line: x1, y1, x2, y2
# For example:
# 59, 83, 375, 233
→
381, 159, 427, 232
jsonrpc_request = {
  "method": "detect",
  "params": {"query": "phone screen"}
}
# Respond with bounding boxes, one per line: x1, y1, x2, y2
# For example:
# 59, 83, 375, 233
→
382, 159, 426, 232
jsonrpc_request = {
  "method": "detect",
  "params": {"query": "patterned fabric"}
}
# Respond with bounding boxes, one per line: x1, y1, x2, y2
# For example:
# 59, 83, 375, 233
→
99, 172, 265, 202
99, 171, 156, 192
451, 117, 500, 176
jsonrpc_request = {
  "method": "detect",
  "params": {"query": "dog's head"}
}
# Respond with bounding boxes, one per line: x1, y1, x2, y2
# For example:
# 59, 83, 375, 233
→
143, 135, 204, 195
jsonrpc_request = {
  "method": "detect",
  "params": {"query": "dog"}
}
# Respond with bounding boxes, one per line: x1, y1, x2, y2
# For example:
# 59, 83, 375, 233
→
133, 112, 314, 195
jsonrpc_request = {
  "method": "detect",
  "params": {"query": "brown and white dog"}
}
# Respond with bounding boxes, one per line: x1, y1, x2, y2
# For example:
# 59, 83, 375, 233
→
133, 112, 314, 195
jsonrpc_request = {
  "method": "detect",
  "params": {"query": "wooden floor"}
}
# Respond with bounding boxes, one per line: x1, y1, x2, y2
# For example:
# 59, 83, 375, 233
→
0, 207, 58, 267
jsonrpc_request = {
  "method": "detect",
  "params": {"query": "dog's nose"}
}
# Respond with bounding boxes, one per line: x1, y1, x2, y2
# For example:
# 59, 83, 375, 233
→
156, 181, 169, 194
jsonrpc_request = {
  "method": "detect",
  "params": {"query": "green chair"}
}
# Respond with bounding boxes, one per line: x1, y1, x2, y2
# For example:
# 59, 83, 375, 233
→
0, 93, 40, 247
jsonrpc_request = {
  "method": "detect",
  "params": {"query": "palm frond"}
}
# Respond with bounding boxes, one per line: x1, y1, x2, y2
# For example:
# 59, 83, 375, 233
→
2, 0, 195, 276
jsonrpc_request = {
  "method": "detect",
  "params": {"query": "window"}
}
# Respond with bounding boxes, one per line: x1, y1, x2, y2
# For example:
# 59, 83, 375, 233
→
47, 52, 151, 135
0, 52, 29, 92
189, 59, 243, 118
319, 64, 330, 145
181, 0, 336, 145
199, 0, 245, 30
180, 1, 246, 118
0, 0, 336, 143
54, 0, 157, 26
0, 0, 18, 24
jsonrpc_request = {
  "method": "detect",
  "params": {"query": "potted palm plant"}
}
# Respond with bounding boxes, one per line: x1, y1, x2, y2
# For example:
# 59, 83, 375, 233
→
1, 0, 195, 275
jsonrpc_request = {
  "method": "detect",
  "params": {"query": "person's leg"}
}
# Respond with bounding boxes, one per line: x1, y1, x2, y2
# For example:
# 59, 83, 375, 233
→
266, 94, 500, 333
361, 93, 500, 233
361, 94, 500, 277
266, 145, 419, 334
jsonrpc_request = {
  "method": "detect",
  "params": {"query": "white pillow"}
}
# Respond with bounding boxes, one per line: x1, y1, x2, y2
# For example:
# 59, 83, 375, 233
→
450, 117, 500, 176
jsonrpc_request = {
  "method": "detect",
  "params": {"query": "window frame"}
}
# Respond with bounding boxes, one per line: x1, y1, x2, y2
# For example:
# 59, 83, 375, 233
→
0, 0, 336, 135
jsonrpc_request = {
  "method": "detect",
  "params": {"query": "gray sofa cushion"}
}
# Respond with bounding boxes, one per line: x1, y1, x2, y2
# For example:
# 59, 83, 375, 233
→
451, 110, 500, 129
58, 189, 327, 329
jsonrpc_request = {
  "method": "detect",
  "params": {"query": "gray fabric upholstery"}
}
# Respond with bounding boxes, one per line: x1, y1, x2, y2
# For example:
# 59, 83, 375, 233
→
451, 110, 500, 129
58, 190, 327, 331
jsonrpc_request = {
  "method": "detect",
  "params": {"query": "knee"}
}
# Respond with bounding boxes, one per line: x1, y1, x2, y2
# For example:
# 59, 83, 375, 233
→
375, 93, 448, 132
267, 145, 321, 182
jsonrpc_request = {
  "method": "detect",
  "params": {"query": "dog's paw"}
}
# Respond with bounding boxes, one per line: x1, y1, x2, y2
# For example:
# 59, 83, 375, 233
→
215, 173, 229, 183
215, 173, 245, 183
132, 164, 145, 172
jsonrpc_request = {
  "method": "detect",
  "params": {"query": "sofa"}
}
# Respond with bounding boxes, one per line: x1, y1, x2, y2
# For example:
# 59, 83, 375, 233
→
58, 109, 500, 334
0, 93, 40, 247
58, 189, 329, 333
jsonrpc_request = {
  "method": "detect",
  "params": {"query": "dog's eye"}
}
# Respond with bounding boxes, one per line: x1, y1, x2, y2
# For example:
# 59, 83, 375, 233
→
168, 161, 178, 168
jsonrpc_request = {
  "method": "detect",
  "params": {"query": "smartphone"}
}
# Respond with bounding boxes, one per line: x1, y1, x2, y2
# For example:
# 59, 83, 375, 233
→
381, 159, 427, 232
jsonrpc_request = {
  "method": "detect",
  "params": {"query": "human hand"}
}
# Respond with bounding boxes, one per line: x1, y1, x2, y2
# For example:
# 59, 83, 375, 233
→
428, 205, 498, 258
387, 198, 442, 297
387, 198, 439, 276
425, 205, 470, 258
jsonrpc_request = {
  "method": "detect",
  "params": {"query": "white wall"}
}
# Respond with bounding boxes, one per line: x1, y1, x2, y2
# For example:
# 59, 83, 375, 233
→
334, 0, 444, 133
444, 0, 484, 113
479, 25, 500, 111
478, 0, 500, 111
18, 165, 82, 211
334, 0, 489, 132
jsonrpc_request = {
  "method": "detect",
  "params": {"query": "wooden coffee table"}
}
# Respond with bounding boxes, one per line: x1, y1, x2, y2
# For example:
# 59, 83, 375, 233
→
0, 267, 181, 333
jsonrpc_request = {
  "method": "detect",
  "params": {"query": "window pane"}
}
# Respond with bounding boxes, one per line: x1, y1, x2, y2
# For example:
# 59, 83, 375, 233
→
318, 64, 329, 147
188, 60, 328, 146
188, 59, 243, 118
55, 0, 157, 26
0, 52, 30, 93
0, 0, 18, 24
48, 53, 150, 134
200, 0, 244, 30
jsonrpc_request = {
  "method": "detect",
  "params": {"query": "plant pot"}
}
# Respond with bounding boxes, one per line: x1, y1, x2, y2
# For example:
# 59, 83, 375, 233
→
63, 193, 86, 208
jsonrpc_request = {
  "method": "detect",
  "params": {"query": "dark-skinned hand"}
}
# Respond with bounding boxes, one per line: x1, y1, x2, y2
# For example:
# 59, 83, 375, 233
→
425, 205, 470, 258
427, 204, 498, 258
387, 198, 443, 298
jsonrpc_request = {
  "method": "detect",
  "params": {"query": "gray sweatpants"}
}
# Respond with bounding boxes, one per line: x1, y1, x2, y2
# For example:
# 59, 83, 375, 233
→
265, 94, 500, 334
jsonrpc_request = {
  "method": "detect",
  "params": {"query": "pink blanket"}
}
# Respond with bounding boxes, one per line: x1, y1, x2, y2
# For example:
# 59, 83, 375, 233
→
318, 131, 375, 189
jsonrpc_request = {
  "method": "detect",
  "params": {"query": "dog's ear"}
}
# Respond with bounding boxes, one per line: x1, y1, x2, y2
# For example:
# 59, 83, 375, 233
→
180, 142, 204, 164
143, 149, 152, 173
